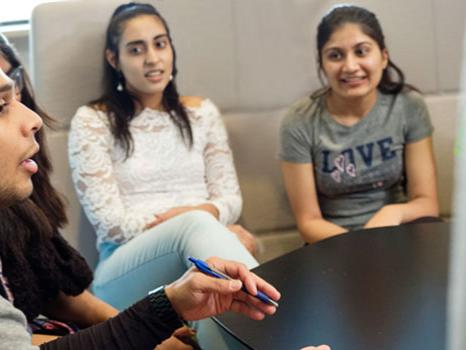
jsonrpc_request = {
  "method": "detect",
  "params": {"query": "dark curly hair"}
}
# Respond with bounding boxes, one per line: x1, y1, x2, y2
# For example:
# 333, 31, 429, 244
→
0, 33, 93, 321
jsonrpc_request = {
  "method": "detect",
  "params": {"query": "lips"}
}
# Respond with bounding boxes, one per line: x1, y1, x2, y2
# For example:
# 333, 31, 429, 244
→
340, 76, 366, 83
20, 146, 40, 174
145, 69, 164, 78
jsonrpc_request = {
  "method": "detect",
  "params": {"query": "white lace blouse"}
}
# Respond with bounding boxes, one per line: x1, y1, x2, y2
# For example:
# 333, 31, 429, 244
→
68, 99, 242, 246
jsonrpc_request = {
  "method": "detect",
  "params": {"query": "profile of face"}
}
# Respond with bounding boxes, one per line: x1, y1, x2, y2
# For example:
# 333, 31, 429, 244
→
320, 22, 388, 101
106, 14, 174, 107
0, 68, 42, 208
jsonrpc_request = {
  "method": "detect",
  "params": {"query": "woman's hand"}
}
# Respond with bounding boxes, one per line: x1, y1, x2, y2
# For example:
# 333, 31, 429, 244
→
228, 224, 257, 254
145, 204, 220, 230
363, 204, 403, 229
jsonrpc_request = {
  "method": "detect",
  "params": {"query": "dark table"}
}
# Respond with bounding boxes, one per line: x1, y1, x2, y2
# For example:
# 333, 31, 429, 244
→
214, 222, 449, 350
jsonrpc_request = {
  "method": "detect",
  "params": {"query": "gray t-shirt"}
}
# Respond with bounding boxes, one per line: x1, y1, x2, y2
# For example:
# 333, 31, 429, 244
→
0, 297, 37, 350
279, 90, 433, 229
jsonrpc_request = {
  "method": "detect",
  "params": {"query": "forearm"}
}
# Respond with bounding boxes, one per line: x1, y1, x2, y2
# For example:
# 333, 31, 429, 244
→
298, 218, 348, 244
399, 196, 439, 222
41, 297, 181, 350
44, 291, 118, 328
193, 203, 220, 219
364, 197, 439, 229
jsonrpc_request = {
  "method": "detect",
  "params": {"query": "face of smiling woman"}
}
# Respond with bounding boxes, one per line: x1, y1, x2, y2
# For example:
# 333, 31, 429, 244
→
0, 68, 42, 208
106, 14, 174, 110
321, 22, 388, 105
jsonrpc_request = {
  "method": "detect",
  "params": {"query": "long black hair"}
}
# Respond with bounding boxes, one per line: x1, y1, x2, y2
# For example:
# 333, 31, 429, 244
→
315, 5, 414, 95
91, 2, 193, 158
0, 33, 92, 321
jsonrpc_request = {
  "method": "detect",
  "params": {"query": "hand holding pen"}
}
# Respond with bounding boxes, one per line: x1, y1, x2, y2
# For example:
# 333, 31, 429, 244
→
188, 257, 279, 307
165, 256, 280, 321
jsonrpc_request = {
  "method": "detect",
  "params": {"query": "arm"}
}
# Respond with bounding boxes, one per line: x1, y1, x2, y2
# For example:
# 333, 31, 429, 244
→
43, 291, 118, 328
0, 297, 38, 349
201, 99, 242, 225
68, 107, 154, 244
281, 161, 347, 244
364, 137, 439, 228
40, 257, 279, 350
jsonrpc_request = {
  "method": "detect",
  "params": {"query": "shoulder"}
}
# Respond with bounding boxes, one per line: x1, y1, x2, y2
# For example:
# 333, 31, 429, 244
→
282, 95, 321, 130
70, 104, 111, 137
180, 96, 205, 108
72, 104, 109, 125
394, 89, 428, 111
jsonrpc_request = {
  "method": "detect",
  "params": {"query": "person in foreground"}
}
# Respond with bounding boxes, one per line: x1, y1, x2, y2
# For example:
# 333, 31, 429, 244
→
280, 5, 439, 244
0, 64, 279, 350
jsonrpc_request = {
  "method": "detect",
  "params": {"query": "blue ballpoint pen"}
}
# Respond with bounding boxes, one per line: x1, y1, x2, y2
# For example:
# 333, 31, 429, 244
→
188, 256, 279, 307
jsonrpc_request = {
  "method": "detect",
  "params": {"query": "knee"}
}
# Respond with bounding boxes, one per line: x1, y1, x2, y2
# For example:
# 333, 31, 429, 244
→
180, 210, 220, 227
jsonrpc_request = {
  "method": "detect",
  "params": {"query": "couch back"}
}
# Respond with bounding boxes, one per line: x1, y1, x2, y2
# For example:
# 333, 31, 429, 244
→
30, 0, 465, 265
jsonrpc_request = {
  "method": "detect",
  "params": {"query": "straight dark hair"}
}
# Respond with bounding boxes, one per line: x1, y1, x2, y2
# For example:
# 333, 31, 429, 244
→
91, 2, 193, 158
315, 5, 417, 95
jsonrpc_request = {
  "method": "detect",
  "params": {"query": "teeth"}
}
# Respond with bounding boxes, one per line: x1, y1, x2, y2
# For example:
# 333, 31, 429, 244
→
146, 70, 163, 77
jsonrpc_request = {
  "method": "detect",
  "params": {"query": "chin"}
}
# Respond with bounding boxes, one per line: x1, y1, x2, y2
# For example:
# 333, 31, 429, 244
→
0, 187, 31, 208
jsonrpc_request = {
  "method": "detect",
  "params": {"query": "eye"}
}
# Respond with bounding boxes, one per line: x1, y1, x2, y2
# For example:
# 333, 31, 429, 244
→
155, 37, 168, 49
127, 45, 144, 55
0, 98, 10, 115
326, 50, 343, 61
355, 46, 370, 57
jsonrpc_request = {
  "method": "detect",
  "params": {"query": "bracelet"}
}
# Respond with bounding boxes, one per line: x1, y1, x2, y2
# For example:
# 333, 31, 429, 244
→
147, 286, 184, 329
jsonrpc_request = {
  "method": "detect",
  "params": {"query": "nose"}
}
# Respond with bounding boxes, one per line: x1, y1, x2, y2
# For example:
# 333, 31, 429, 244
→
342, 54, 359, 72
144, 46, 159, 65
18, 101, 43, 137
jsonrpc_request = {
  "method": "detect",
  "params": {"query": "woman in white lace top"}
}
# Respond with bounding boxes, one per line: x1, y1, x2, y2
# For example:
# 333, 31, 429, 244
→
68, 5, 257, 334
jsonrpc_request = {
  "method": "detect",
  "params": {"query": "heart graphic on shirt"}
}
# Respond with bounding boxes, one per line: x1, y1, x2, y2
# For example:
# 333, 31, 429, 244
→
331, 169, 341, 183
334, 154, 345, 172
346, 163, 356, 177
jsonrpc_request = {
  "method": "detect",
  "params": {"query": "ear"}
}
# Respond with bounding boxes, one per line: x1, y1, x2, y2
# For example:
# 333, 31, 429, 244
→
105, 49, 118, 70
14, 86, 21, 101
382, 48, 389, 69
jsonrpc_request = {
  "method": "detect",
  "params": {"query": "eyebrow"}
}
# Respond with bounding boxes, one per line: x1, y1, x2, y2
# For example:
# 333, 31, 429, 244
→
324, 41, 373, 53
125, 34, 169, 47
0, 82, 13, 93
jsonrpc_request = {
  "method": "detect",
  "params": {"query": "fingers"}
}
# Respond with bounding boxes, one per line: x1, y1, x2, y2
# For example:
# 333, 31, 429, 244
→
193, 272, 243, 294
207, 257, 281, 302
229, 299, 267, 320
233, 287, 277, 316
144, 215, 163, 230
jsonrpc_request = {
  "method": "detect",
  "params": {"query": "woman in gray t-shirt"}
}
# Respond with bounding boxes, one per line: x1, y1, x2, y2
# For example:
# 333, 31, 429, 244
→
279, 5, 439, 244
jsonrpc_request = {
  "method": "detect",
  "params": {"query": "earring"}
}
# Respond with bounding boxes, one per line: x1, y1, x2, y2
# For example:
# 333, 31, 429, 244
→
169, 74, 173, 81
116, 71, 124, 91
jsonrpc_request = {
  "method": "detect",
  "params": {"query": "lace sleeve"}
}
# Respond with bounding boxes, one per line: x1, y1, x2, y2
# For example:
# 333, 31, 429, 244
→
201, 100, 242, 225
68, 106, 153, 245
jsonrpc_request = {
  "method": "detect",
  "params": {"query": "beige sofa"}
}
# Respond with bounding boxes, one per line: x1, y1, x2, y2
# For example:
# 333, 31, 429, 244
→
29, 0, 464, 266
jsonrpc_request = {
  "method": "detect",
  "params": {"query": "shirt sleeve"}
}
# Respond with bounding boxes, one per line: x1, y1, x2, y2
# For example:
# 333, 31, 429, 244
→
403, 91, 434, 143
68, 106, 153, 245
41, 297, 181, 350
279, 100, 314, 164
201, 100, 242, 225
0, 297, 38, 350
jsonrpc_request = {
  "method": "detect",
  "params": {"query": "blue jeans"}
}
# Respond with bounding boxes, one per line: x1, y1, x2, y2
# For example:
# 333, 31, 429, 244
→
93, 210, 258, 307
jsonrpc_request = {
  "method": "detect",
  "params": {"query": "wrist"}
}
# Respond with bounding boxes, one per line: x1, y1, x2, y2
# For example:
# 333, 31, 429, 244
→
148, 286, 184, 328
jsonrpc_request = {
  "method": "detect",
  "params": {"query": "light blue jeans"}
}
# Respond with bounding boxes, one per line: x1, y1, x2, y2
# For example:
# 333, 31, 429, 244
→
92, 210, 258, 349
